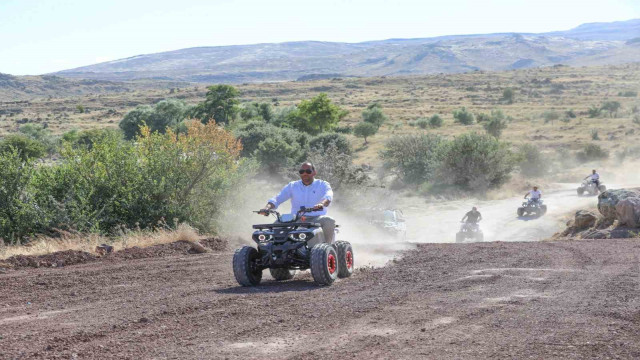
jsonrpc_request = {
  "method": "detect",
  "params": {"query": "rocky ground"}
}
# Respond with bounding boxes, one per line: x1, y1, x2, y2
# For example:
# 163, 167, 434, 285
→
1, 237, 639, 359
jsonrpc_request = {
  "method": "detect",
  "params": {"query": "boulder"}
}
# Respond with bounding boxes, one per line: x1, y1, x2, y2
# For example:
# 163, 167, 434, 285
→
598, 188, 640, 225
574, 210, 597, 229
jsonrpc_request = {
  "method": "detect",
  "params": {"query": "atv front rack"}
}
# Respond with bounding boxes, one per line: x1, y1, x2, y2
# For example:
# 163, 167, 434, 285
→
253, 222, 320, 230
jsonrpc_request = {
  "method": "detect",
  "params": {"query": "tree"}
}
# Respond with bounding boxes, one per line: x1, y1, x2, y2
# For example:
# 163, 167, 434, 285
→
453, 107, 474, 125
362, 102, 388, 128
601, 101, 621, 118
483, 110, 509, 138
190, 85, 240, 124
286, 93, 348, 135
501, 88, 514, 104
309, 133, 352, 155
353, 122, 378, 144
380, 134, 445, 184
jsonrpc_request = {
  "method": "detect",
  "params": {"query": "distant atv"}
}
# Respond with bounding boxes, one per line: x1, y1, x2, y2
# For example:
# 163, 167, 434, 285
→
233, 207, 353, 287
517, 199, 548, 217
370, 209, 407, 239
456, 222, 484, 243
577, 179, 606, 196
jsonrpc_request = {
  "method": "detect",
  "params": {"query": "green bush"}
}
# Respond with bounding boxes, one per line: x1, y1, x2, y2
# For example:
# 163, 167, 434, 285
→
189, 84, 240, 124
0, 151, 42, 243
588, 105, 601, 118
483, 110, 509, 138
542, 110, 560, 124
119, 99, 191, 140
453, 107, 474, 125
239, 102, 274, 122
334, 125, 353, 134
429, 114, 443, 128
235, 122, 309, 173
475, 112, 490, 123
309, 133, 352, 155
618, 90, 637, 97
501, 88, 515, 104
438, 133, 515, 191
0, 134, 46, 161
601, 101, 621, 117
576, 144, 609, 163
380, 134, 445, 185
517, 144, 548, 177
414, 118, 429, 129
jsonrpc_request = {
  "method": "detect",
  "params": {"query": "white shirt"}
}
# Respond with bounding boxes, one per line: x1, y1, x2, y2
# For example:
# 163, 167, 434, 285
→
590, 173, 600, 181
528, 190, 541, 199
268, 179, 333, 216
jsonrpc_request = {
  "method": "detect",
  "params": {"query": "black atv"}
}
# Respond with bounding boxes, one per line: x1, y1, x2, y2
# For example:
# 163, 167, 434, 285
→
456, 222, 484, 243
517, 198, 547, 217
232, 207, 353, 287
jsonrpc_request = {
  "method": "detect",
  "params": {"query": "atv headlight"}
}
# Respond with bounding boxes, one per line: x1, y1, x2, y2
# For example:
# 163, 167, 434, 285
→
258, 234, 267, 241
298, 233, 307, 240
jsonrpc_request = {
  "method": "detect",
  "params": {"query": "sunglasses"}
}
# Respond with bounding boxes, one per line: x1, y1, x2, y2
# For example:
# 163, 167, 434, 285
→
298, 169, 313, 174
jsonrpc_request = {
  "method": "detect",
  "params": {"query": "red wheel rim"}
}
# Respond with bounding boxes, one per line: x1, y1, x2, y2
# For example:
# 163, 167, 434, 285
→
346, 251, 353, 270
327, 254, 337, 274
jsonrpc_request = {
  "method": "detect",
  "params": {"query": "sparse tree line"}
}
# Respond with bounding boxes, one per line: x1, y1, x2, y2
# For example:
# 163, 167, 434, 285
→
0, 84, 628, 244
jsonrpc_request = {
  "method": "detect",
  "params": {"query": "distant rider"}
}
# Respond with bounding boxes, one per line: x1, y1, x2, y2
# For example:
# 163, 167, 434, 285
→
524, 186, 542, 203
461, 207, 482, 224
584, 169, 600, 187
261, 162, 335, 246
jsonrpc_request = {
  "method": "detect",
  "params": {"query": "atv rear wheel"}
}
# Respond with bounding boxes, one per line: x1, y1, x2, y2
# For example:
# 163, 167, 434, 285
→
455, 232, 464, 243
517, 207, 525, 217
577, 187, 584, 196
335, 241, 354, 278
269, 268, 296, 281
233, 246, 263, 287
540, 205, 548, 215
310, 243, 338, 286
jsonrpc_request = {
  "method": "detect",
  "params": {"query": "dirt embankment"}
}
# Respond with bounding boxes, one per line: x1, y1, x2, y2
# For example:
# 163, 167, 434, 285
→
1, 238, 639, 359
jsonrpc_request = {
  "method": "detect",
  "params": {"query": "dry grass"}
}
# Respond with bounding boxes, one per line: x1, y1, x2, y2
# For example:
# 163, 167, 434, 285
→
0, 223, 201, 260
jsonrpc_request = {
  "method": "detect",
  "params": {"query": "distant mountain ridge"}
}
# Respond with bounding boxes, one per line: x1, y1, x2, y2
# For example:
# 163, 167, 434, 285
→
43, 18, 640, 83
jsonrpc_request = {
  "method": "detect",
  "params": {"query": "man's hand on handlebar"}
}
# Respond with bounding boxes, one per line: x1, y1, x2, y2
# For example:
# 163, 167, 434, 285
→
312, 203, 324, 211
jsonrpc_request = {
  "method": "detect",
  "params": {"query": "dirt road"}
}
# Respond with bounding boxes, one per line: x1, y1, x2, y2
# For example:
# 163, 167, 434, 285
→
2, 238, 639, 359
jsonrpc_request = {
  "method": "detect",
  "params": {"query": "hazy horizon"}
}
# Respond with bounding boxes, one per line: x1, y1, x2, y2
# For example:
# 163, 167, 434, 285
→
1, 0, 639, 76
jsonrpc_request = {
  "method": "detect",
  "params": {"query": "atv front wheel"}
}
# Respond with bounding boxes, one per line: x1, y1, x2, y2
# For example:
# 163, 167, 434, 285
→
310, 243, 338, 286
455, 232, 464, 243
269, 268, 296, 281
517, 207, 525, 217
335, 241, 354, 278
233, 246, 263, 287
577, 187, 584, 196
540, 205, 548, 215
598, 185, 607, 193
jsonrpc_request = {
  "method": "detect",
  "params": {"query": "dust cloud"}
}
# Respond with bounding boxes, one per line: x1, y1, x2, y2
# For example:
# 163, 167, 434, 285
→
220, 161, 640, 269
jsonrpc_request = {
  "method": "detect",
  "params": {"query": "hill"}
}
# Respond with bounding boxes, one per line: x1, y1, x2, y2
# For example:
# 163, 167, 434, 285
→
51, 19, 640, 83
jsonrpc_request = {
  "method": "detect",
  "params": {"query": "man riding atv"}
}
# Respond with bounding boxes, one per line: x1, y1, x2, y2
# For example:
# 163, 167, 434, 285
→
584, 169, 601, 188
457, 207, 484, 242
261, 161, 335, 247
461, 206, 482, 224
525, 186, 542, 203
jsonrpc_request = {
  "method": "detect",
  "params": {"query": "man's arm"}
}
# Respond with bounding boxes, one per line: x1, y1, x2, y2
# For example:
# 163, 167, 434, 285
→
461, 214, 468, 222
524, 192, 529, 199
314, 181, 333, 210
478, 213, 483, 222
263, 183, 292, 212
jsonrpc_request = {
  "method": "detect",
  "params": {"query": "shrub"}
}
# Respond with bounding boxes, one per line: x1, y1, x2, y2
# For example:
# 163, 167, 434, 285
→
618, 90, 637, 97
590, 129, 600, 140
588, 105, 601, 118
0, 151, 42, 243
334, 125, 353, 134
119, 99, 191, 140
633, 114, 640, 126
517, 144, 548, 177
306, 144, 368, 191
438, 133, 515, 191
601, 101, 621, 117
429, 114, 443, 128
483, 110, 509, 138
475, 112, 490, 123
235, 122, 309, 173
362, 102, 388, 128
565, 109, 576, 118
542, 110, 560, 124
453, 107, 474, 125
380, 134, 445, 185
189, 84, 240, 124
0, 134, 46, 161
353, 122, 378, 144
239, 102, 274, 122
576, 144, 609, 163
414, 118, 429, 129
309, 133, 352, 155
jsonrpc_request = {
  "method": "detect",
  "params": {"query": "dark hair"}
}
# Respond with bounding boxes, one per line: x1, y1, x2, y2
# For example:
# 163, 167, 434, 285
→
301, 161, 315, 171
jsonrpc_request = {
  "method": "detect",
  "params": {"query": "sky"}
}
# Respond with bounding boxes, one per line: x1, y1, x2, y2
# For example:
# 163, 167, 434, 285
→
1, 0, 639, 75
